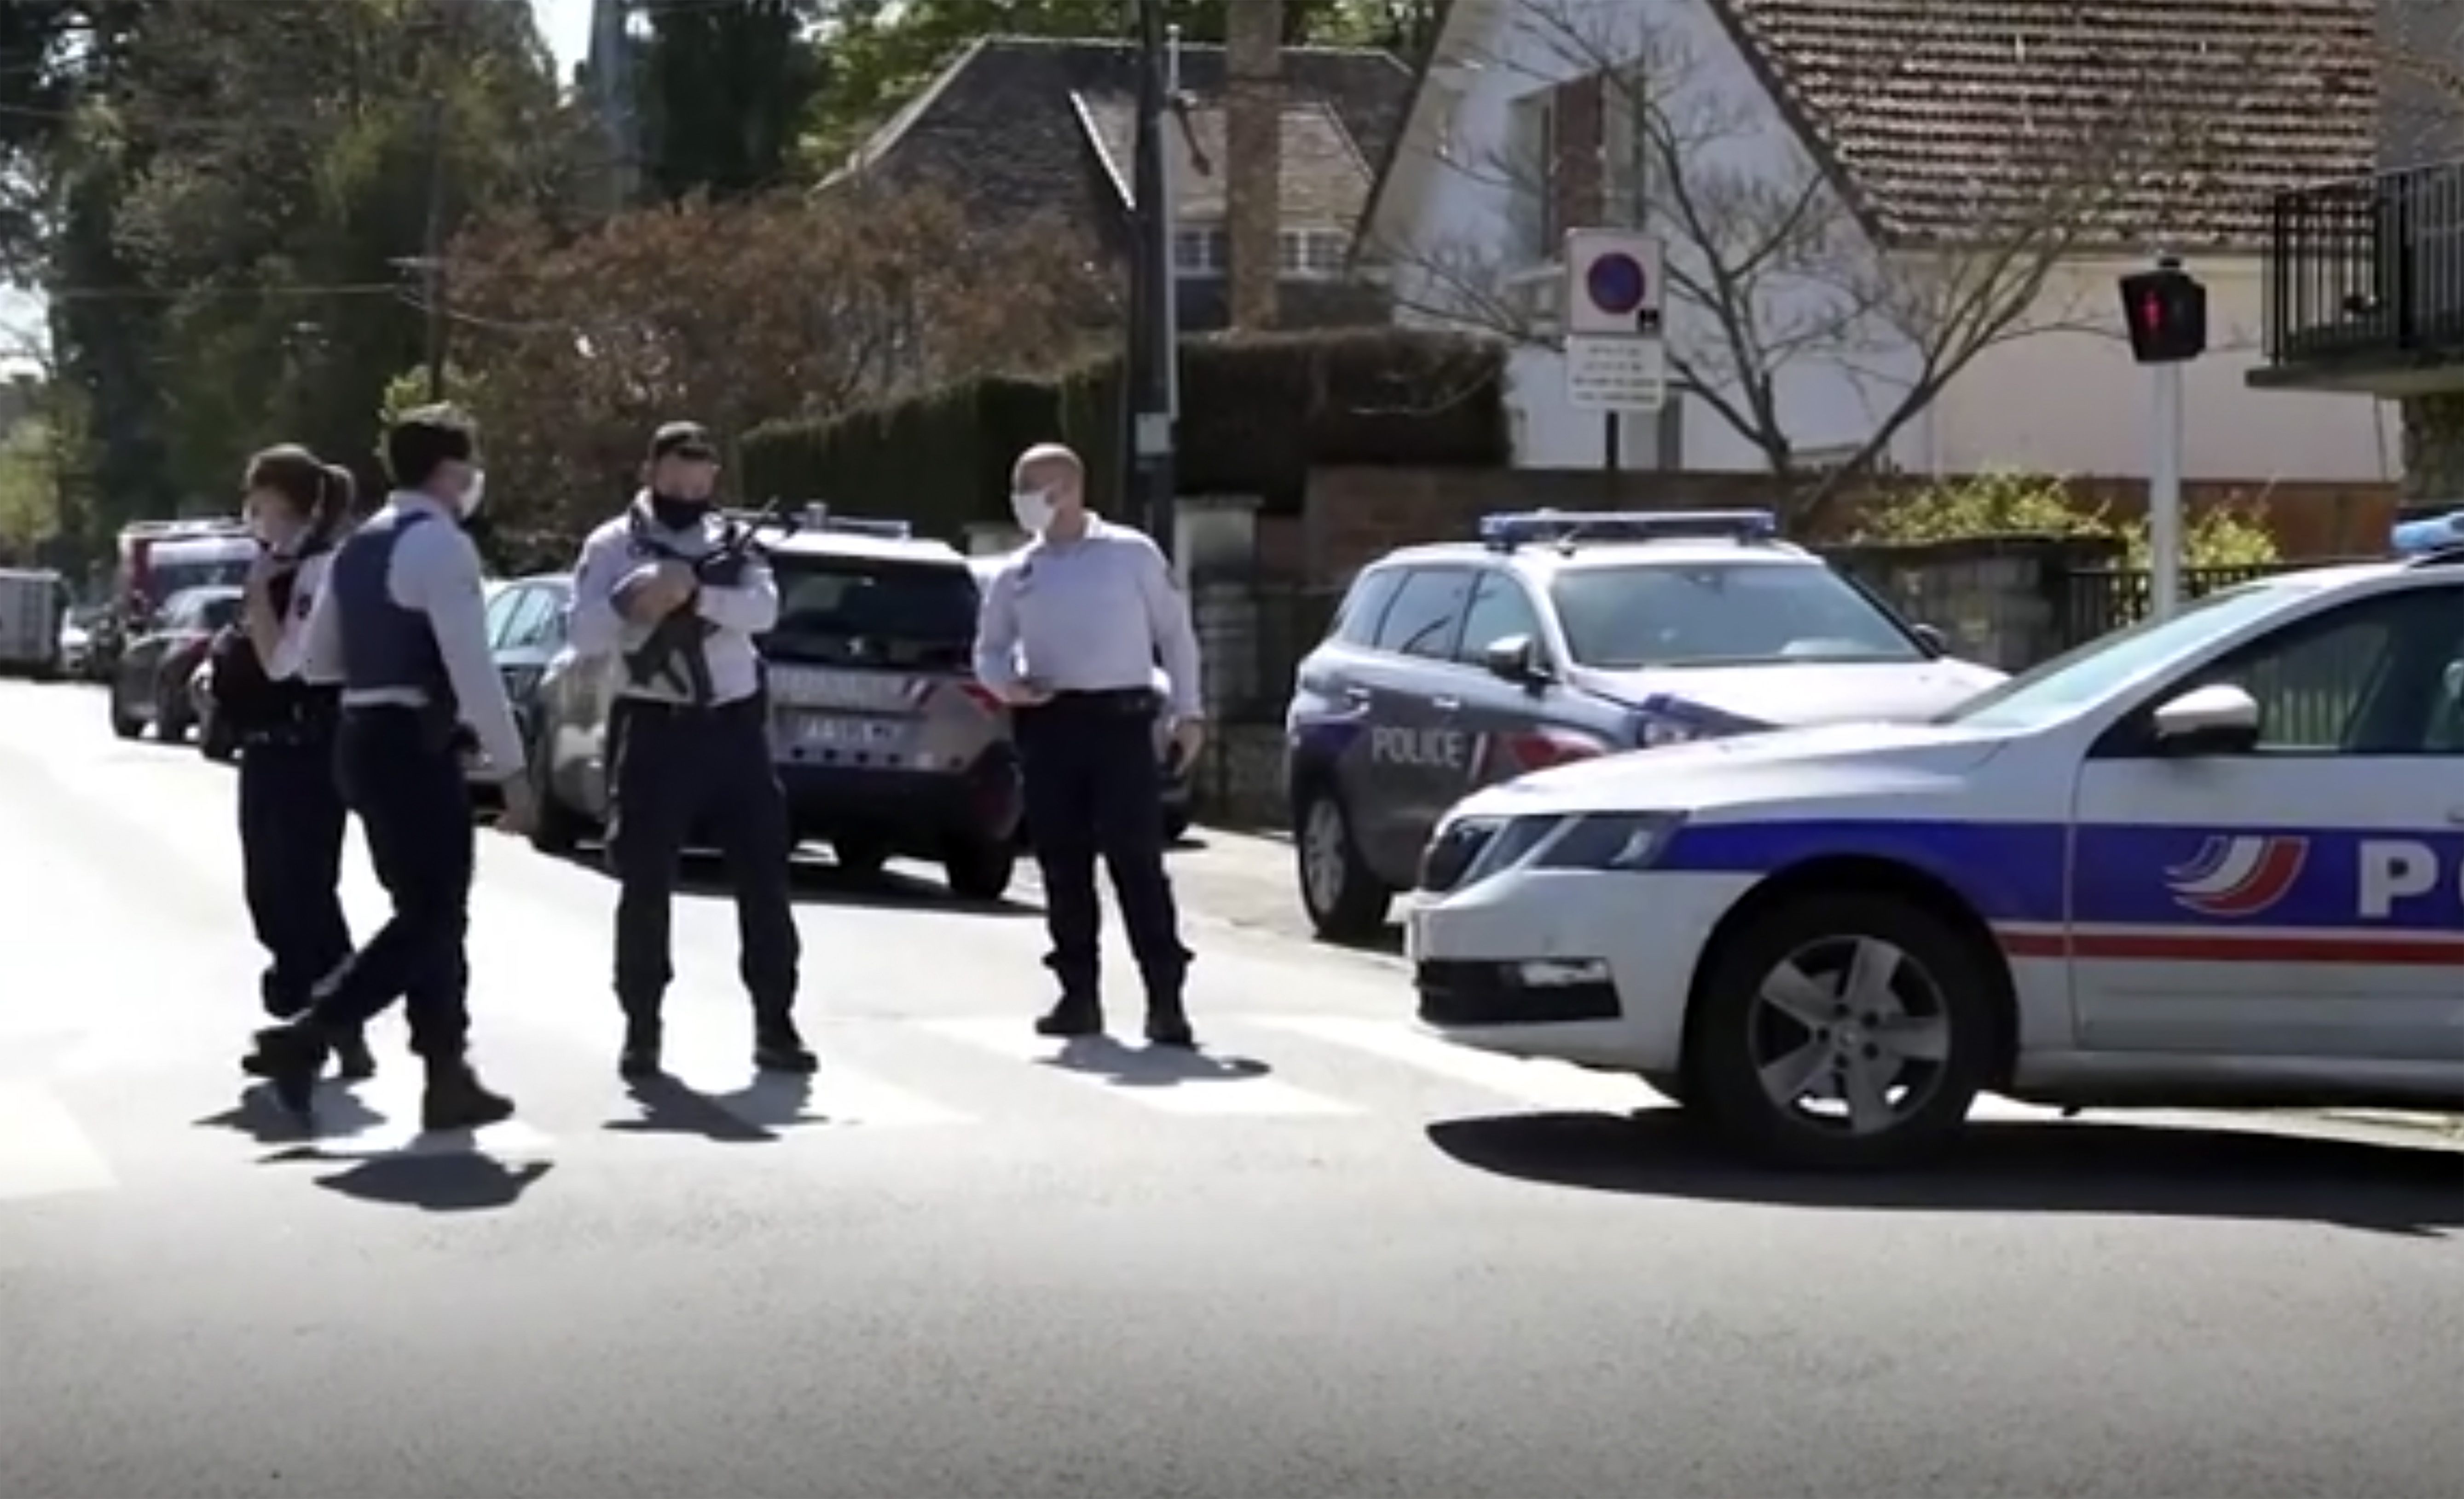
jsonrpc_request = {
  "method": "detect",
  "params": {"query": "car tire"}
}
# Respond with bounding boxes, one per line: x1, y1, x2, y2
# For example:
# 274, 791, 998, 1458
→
1163, 807, 1192, 845
942, 837, 1015, 902
833, 837, 891, 879
526, 734, 587, 856
1687, 890, 1996, 1171
108, 695, 143, 740
1294, 784, 1391, 943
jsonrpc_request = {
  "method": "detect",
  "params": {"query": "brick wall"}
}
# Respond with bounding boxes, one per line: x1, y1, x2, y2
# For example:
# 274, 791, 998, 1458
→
1291, 467, 2397, 586
1224, 1, 1283, 331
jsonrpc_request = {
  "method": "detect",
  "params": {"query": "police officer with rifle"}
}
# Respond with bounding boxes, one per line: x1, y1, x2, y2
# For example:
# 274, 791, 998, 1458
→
567, 422, 811, 1082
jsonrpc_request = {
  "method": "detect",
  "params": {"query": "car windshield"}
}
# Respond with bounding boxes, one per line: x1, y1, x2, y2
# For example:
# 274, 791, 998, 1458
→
151, 558, 251, 597
763, 556, 978, 669
1936, 582, 2311, 731
1549, 561, 1922, 668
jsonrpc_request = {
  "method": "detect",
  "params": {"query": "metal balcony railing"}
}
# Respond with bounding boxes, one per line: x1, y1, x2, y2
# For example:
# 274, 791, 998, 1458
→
2264, 158, 2464, 368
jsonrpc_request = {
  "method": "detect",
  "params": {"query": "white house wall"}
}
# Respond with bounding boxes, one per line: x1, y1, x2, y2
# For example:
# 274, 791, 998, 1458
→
1913, 257, 2397, 484
1378, 0, 1889, 474
1377, 0, 2395, 486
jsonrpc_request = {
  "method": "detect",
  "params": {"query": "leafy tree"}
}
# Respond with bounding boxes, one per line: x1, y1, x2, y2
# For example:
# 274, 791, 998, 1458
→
640, 0, 825, 201
440, 184, 1110, 545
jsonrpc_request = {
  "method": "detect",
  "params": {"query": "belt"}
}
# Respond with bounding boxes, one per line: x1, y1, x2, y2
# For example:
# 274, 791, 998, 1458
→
1026, 687, 1159, 717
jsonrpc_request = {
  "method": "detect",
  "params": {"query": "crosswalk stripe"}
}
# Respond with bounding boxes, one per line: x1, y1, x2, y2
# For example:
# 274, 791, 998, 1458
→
1242, 1014, 1661, 1113
0, 1079, 120, 1201
913, 1016, 1364, 1118
655, 1030, 973, 1130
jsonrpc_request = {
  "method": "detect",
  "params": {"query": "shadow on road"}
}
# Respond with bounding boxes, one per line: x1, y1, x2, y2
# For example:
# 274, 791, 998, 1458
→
1426, 1109, 2464, 1236
604, 1072, 818, 1144
538, 845, 1041, 919
1041, 1034, 1272, 1090
300, 1155, 553, 1213
194, 1082, 387, 1146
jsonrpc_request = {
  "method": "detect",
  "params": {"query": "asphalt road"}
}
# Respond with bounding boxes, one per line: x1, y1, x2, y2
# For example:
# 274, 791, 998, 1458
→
0, 678, 2458, 1499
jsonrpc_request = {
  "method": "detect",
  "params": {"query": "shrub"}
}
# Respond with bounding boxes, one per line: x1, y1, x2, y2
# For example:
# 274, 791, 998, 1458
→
1851, 470, 2280, 568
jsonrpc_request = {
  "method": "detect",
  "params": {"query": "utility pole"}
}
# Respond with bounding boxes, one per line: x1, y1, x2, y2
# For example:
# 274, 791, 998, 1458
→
419, 95, 451, 402
1125, 0, 1176, 557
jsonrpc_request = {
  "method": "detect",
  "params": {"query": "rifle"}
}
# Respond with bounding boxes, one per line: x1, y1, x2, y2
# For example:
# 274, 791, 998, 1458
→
622, 496, 800, 702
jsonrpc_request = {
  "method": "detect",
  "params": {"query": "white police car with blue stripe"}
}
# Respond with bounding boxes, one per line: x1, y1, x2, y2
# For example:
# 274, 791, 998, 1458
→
1409, 513, 2464, 1169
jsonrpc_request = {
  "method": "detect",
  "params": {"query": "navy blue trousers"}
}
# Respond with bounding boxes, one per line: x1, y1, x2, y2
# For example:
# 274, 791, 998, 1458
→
1014, 692, 1189, 1002
305, 707, 473, 1060
604, 696, 800, 1020
236, 724, 353, 1019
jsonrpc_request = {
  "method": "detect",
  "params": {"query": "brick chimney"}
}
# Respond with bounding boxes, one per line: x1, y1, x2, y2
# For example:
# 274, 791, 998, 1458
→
1224, 0, 1283, 330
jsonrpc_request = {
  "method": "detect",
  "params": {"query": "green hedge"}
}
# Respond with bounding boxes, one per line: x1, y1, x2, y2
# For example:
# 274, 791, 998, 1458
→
740, 328, 1508, 538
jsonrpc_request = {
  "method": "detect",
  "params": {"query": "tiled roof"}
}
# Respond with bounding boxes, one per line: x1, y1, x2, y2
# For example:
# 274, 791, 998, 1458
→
846, 35, 1412, 241
1708, 0, 2375, 248
1074, 97, 1376, 228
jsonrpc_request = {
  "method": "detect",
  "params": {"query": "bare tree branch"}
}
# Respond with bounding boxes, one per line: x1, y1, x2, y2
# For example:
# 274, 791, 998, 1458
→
1369, 0, 2317, 515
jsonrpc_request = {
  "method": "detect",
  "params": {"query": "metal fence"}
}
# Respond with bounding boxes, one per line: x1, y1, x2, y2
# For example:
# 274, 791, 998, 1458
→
2049, 561, 2329, 647
2264, 161, 2464, 368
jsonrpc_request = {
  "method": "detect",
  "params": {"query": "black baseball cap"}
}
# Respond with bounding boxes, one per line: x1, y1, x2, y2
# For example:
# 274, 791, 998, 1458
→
648, 421, 719, 461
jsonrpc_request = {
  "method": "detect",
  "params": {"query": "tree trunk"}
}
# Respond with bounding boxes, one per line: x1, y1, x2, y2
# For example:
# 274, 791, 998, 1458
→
2399, 392, 2464, 502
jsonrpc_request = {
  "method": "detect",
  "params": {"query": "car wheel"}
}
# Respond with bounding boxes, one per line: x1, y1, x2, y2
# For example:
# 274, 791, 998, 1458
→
832, 836, 891, 879
108, 693, 143, 740
526, 731, 587, 856
1295, 784, 1391, 943
942, 837, 1015, 902
198, 710, 238, 763
1687, 891, 1996, 1171
1163, 807, 1192, 844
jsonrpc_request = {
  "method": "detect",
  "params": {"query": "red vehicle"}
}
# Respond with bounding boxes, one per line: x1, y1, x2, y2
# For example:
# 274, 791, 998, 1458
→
114, 519, 253, 624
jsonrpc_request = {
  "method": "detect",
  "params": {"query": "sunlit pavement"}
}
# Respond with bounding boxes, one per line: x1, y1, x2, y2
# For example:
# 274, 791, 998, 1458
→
0, 679, 2457, 1498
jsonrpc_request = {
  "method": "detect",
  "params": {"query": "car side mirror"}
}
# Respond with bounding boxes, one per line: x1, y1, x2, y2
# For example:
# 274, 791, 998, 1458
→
1910, 623, 1948, 657
1481, 633, 1548, 686
2150, 683, 2261, 755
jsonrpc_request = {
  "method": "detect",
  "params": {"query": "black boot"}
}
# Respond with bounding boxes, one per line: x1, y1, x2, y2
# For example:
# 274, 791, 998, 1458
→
1143, 991, 1195, 1049
752, 1013, 818, 1074
330, 1026, 377, 1082
1035, 993, 1104, 1038
421, 1058, 515, 1132
240, 1022, 329, 1119
618, 1014, 664, 1081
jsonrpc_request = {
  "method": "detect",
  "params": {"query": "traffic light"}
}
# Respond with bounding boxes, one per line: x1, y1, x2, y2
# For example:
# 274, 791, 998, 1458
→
2119, 265, 2207, 364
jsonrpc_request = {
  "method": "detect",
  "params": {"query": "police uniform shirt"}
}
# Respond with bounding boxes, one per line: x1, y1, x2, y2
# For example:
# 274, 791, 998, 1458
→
264, 550, 340, 686
297, 490, 526, 777
567, 493, 779, 706
973, 517, 1203, 717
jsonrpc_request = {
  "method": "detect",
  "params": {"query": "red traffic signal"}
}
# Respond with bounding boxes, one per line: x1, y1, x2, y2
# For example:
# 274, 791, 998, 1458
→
2119, 267, 2207, 364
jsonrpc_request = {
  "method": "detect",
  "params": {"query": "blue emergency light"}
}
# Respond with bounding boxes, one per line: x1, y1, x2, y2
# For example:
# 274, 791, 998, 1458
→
1478, 508, 1779, 550
2390, 509, 2464, 557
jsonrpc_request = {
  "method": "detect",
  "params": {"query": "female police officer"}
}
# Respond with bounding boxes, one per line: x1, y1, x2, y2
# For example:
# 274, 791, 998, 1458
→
223, 445, 374, 1081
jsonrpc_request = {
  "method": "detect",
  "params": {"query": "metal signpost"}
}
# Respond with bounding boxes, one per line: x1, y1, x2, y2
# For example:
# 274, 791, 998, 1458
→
2119, 252, 2207, 621
1562, 228, 1667, 473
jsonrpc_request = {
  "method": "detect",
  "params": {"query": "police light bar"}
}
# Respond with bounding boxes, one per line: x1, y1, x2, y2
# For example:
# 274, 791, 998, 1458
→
2390, 509, 2464, 557
796, 503, 912, 540
1478, 508, 1779, 548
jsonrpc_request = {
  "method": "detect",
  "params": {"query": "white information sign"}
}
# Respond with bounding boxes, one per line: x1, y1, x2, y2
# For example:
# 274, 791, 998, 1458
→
1562, 228, 1667, 413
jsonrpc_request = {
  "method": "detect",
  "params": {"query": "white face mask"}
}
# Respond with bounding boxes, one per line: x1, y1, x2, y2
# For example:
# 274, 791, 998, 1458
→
1010, 488, 1054, 535
458, 468, 486, 518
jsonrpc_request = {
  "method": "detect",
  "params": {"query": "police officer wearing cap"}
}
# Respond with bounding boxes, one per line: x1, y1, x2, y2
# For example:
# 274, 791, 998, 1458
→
566, 421, 809, 1081
217, 444, 374, 1082
973, 442, 1204, 1046
242, 405, 531, 1130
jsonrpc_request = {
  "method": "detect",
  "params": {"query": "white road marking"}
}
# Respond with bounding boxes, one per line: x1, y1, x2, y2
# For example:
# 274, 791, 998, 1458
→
657, 1031, 973, 1130
916, 1016, 1363, 1118
0, 1079, 120, 1201
300, 1068, 557, 1161
1242, 1015, 1660, 1113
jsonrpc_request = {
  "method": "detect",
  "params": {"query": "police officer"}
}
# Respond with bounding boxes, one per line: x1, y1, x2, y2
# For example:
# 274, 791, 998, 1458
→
973, 443, 1205, 1046
566, 421, 809, 1081
220, 444, 373, 1081
241, 405, 532, 1130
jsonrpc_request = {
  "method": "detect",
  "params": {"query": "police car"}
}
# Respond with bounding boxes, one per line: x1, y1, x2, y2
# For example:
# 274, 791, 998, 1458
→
526, 509, 1023, 900
1286, 510, 2005, 940
1409, 515, 2464, 1170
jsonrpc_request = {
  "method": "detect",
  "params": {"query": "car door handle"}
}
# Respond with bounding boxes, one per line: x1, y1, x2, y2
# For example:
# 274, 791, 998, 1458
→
1431, 696, 1462, 712
1341, 686, 1373, 705
2447, 807, 2464, 826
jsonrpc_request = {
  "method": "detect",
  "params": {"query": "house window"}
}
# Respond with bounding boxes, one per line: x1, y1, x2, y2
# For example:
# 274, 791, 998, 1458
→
1278, 229, 1350, 278
1173, 227, 1227, 275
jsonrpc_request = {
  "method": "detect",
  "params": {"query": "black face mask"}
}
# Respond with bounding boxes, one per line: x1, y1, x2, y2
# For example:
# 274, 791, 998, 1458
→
648, 492, 710, 531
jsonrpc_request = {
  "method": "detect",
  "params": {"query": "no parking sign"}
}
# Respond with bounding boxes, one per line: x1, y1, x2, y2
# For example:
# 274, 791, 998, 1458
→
1562, 228, 1666, 413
